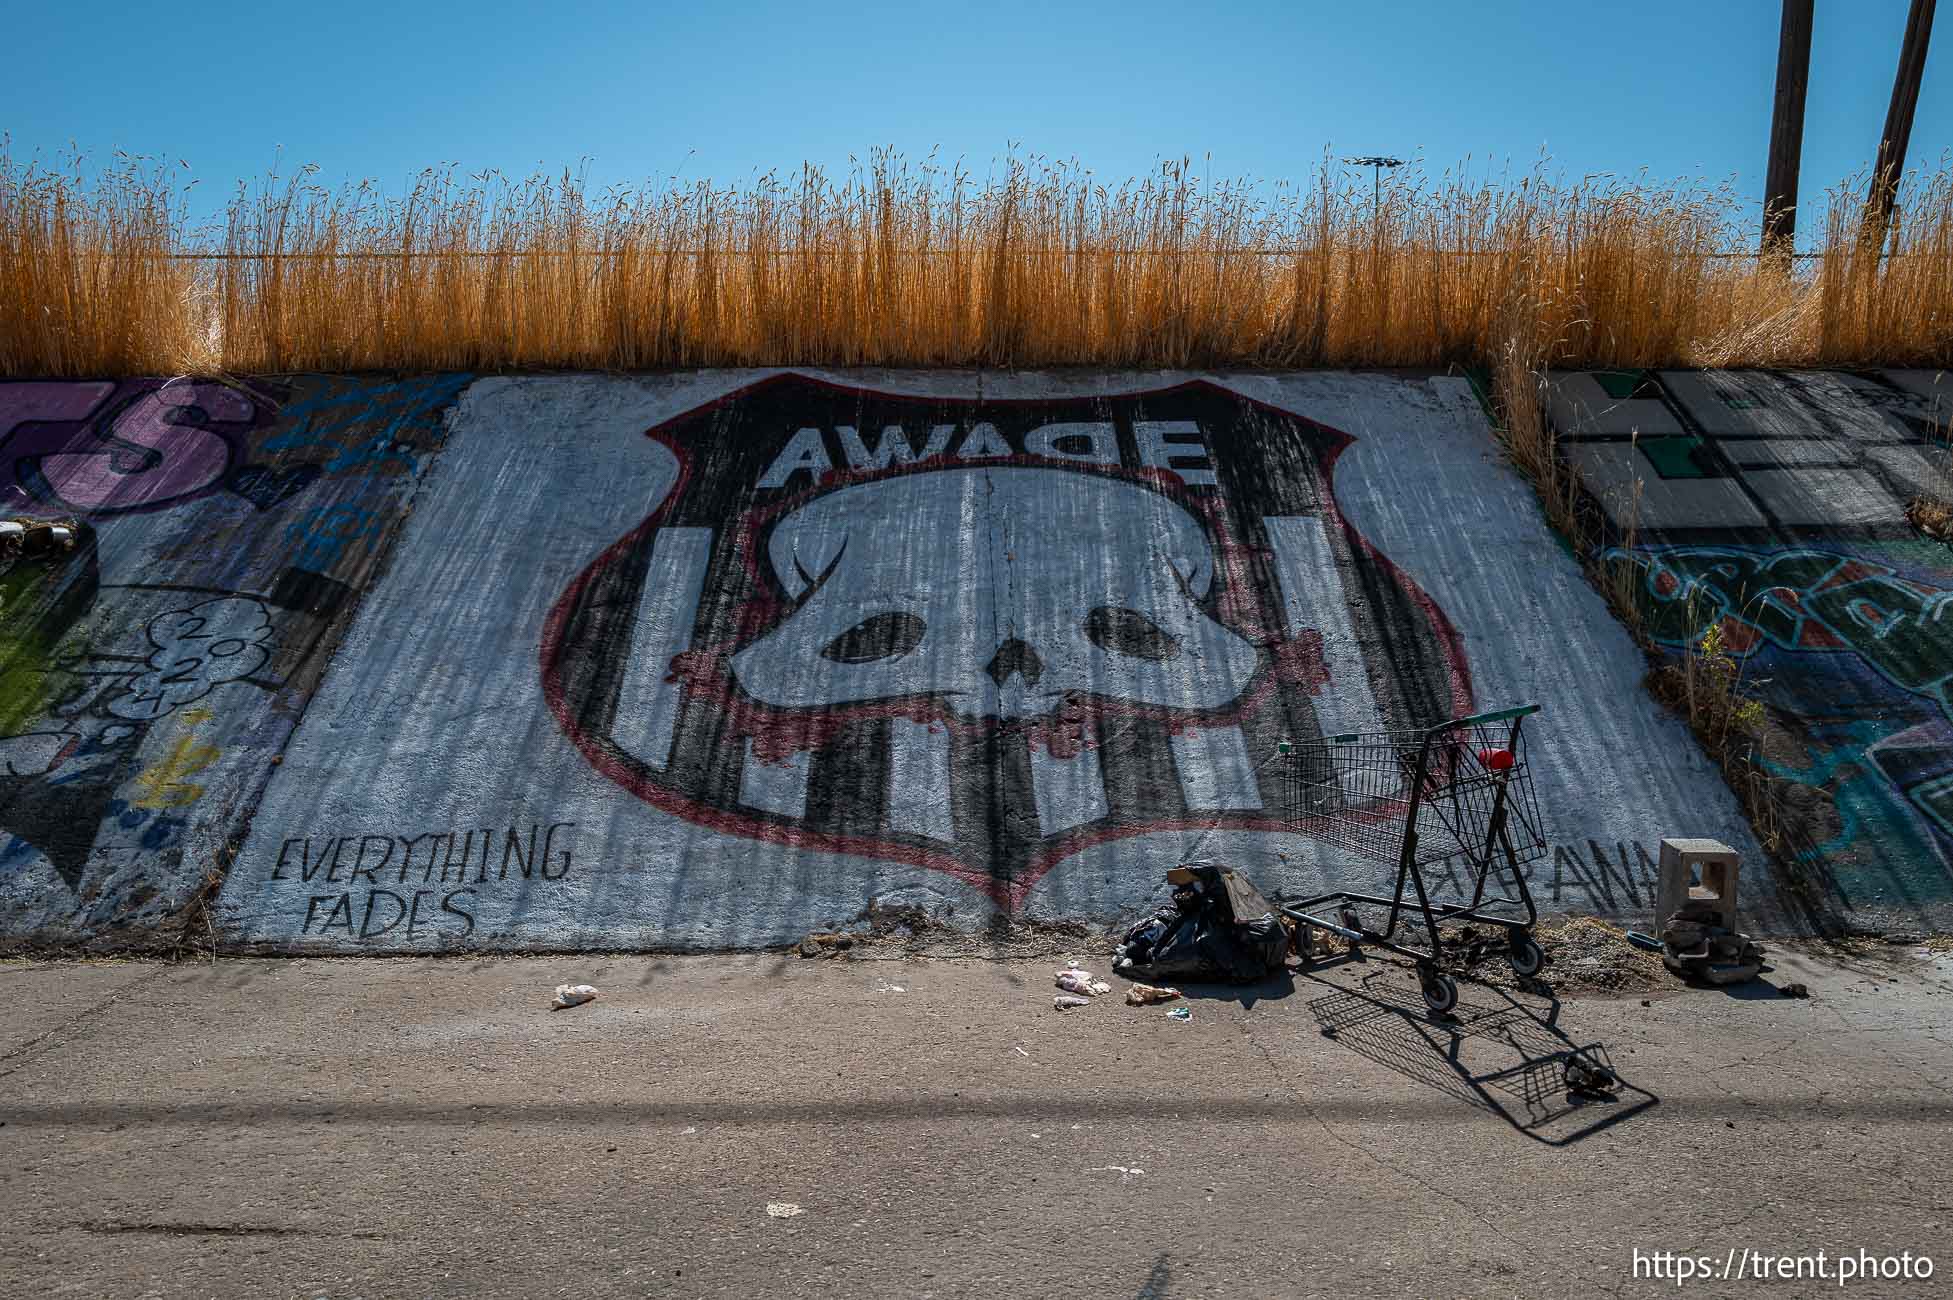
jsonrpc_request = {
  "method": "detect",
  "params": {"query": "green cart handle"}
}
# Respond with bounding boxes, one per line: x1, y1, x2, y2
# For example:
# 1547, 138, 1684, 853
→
1448, 703, 1540, 727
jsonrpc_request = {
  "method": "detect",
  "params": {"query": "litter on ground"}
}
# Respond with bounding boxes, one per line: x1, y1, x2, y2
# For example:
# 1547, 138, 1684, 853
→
1055, 970, 1097, 997
550, 983, 599, 1010
1055, 966, 1113, 997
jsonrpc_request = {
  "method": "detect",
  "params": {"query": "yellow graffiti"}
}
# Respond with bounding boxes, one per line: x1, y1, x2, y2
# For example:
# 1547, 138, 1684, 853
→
179, 705, 215, 725
132, 735, 222, 809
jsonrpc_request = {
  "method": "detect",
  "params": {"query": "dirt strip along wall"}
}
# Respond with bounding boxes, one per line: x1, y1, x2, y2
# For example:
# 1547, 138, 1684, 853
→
1552, 369, 1953, 937
5, 370, 1778, 951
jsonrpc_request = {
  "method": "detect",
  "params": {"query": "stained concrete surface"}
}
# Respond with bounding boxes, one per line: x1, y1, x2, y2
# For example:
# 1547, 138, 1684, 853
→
18, 369, 1931, 955
213, 370, 1758, 954
3, 948, 1949, 1298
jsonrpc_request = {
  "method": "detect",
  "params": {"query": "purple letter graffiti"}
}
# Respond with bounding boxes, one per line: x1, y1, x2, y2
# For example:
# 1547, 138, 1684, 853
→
1, 380, 260, 515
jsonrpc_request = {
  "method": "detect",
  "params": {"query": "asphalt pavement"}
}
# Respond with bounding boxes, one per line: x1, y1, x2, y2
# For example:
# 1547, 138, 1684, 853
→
3, 943, 1950, 1299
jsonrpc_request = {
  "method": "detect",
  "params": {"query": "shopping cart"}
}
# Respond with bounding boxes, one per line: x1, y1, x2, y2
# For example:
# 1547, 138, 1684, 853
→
1275, 704, 1548, 1015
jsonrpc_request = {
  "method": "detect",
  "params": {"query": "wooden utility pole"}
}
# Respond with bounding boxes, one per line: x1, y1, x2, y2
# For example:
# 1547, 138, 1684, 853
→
1763, 0, 1814, 256
1867, 0, 1937, 241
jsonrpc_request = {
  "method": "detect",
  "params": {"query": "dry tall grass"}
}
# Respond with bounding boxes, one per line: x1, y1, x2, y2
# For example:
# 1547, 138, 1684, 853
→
0, 153, 206, 377
2, 147, 1950, 377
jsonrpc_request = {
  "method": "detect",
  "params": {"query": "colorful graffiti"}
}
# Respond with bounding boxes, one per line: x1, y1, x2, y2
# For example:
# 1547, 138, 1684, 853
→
0, 375, 466, 943
3, 381, 261, 514
1557, 367, 1953, 924
1603, 547, 1953, 713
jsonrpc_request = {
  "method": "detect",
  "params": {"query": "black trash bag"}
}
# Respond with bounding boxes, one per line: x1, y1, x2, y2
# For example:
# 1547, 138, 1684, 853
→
1113, 861, 1290, 984
1117, 910, 1175, 967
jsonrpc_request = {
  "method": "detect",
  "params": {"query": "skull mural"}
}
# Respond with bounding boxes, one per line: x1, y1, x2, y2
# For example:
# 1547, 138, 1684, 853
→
730, 468, 1262, 720
543, 374, 1469, 905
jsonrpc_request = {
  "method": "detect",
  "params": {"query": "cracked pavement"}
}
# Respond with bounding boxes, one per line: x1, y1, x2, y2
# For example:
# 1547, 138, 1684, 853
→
3, 944, 1951, 1298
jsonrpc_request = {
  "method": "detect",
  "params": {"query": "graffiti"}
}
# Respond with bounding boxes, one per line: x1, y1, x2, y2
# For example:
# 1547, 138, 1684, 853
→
1554, 368, 1953, 917
283, 505, 384, 572
228, 464, 323, 512
97, 799, 188, 853
1603, 547, 1953, 717
130, 734, 223, 809
198, 370, 1774, 950
263, 822, 577, 941
1, 381, 261, 515
1754, 719, 1944, 863
0, 732, 72, 778
1554, 368, 1951, 539
0, 375, 466, 940
259, 375, 470, 475
109, 597, 275, 722
1408, 841, 1666, 911
3, 582, 285, 891
543, 375, 1468, 907
2, 375, 468, 528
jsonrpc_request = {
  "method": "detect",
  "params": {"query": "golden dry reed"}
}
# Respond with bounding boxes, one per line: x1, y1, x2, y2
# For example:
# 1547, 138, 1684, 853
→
0, 152, 208, 377
2, 146, 1949, 377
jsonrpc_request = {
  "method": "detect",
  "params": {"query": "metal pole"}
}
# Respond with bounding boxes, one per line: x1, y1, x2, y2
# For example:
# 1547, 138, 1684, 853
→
1763, 0, 1814, 257
1867, 0, 1937, 242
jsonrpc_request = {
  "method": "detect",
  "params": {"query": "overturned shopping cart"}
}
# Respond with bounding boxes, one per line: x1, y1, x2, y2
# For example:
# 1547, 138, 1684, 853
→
1276, 704, 1549, 1016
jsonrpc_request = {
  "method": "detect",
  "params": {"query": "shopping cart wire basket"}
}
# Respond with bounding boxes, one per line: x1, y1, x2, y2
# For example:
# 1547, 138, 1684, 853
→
1276, 703, 1548, 1016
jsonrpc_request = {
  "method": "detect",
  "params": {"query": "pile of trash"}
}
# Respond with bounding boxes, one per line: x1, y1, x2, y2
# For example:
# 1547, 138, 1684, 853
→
1052, 963, 1112, 1008
1050, 960, 1185, 1011
1112, 861, 1290, 984
1042, 862, 1290, 1021
1660, 898, 1766, 986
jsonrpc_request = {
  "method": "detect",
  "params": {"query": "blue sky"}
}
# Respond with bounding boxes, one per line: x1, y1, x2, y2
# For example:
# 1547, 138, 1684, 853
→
4, 0, 1946, 240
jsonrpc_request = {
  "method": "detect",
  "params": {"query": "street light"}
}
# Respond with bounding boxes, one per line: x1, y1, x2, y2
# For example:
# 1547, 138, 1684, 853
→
1342, 155, 1407, 223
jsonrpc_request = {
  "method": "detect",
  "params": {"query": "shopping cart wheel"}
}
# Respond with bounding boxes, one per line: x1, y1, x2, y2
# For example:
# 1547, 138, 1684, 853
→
1419, 971, 1458, 1016
1506, 933, 1546, 978
1338, 906, 1362, 935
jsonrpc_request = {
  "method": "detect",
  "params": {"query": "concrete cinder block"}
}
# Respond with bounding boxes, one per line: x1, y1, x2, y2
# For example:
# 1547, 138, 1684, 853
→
1656, 837, 1742, 931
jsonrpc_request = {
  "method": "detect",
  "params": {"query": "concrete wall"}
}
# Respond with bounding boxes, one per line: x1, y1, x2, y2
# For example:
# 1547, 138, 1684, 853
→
207, 370, 1756, 950
4, 369, 1783, 951
1551, 368, 1953, 935
1, 376, 467, 943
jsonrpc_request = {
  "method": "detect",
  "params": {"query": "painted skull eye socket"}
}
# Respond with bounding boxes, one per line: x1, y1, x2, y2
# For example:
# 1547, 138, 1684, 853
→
820, 611, 927, 664
1085, 606, 1181, 661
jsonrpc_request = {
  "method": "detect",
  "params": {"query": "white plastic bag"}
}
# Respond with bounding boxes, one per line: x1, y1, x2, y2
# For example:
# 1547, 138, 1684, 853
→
551, 983, 599, 1010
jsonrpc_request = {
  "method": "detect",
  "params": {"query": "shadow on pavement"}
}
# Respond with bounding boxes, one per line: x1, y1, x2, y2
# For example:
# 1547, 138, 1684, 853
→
1304, 966, 1659, 1146
1167, 971, 1299, 1009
